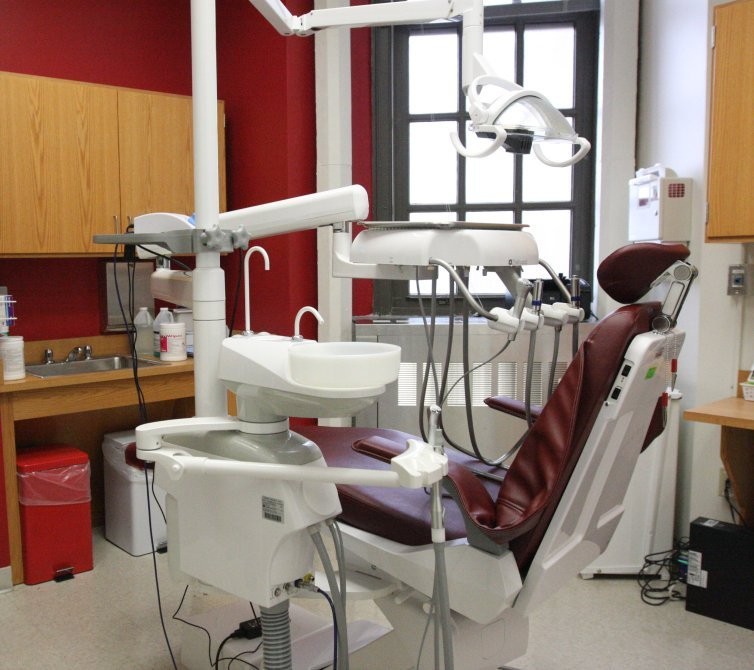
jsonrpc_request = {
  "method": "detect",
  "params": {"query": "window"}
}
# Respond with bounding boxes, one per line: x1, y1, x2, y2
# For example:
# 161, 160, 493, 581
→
372, 0, 599, 315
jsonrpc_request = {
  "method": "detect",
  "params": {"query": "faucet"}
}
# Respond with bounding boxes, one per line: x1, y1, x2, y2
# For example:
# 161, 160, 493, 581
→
43, 349, 54, 364
65, 346, 84, 362
292, 306, 325, 341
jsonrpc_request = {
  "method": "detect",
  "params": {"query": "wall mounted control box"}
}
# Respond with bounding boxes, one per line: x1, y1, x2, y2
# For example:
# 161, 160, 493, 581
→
685, 517, 754, 630
629, 164, 692, 242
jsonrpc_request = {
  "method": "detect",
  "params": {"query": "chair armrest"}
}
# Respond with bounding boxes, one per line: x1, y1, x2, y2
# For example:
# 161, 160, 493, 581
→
353, 437, 498, 530
485, 396, 543, 422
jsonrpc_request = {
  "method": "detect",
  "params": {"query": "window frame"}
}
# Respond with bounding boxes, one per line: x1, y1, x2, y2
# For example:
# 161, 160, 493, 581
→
371, 0, 600, 316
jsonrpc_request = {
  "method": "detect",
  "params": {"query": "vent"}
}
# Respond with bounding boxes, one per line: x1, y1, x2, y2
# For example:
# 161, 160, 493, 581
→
355, 320, 595, 447
667, 182, 686, 198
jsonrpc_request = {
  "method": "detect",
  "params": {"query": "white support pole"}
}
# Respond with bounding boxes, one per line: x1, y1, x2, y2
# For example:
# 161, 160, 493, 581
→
315, 1, 354, 429
315, 0, 353, 344
190, 0, 228, 418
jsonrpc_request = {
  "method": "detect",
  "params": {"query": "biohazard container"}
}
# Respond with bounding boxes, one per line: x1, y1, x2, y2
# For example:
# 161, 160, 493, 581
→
16, 444, 93, 585
102, 431, 167, 556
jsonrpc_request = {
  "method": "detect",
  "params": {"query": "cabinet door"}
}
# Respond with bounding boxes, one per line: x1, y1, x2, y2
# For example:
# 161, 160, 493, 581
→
707, 0, 754, 240
0, 72, 121, 254
118, 90, 227, 222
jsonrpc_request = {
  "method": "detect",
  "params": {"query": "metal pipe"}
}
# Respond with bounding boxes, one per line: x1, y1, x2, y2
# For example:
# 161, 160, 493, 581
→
190, 0, 227, 417
428, 258, 496, 320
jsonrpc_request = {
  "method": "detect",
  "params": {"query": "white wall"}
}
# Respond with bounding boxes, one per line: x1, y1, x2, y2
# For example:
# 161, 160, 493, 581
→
594, 0, 640, 319
636, 0, 745, 538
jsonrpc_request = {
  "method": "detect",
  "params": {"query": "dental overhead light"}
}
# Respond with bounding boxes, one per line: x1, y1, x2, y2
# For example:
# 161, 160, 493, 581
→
452, 73, 592, 164
249, 0, 590, 165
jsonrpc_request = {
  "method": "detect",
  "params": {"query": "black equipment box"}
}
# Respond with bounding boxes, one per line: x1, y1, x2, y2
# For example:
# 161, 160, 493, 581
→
685, 517, 754, 630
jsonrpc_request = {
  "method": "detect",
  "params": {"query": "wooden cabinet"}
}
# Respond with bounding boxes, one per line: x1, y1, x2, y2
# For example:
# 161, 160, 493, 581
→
0, 72, 226, 256
117, 88, 227, 226
0, 72, 121, 255
706, 0, 754, 241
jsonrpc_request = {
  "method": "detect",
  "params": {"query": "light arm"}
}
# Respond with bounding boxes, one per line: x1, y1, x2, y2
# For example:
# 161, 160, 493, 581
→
217, 184, 369, 239
250, 0, 486, 88
249, 0, 298, 34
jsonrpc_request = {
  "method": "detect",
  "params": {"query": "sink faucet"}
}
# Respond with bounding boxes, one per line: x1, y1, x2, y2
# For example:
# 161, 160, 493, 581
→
65, 346, 85, 362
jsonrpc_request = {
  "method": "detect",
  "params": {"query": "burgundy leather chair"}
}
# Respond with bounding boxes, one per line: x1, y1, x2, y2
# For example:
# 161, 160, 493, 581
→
298, 242, 690, 575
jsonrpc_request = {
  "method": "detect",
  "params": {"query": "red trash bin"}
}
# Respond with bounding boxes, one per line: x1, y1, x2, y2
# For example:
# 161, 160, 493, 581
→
16, 444, 93, 585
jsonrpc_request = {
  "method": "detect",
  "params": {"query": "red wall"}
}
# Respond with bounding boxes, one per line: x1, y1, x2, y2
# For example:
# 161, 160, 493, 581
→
0, 1, 194, 341
0, 0, 373, 570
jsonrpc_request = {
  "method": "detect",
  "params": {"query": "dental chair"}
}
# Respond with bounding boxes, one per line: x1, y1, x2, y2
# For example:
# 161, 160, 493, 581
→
297, 241, 693, 668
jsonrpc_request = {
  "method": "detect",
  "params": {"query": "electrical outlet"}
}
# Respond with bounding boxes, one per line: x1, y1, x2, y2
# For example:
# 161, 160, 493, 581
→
728, 264, 747, 295
718, 468, 729, 497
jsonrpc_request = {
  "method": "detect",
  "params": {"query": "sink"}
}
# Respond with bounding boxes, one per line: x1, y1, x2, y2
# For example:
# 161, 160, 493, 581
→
219, 336, 401, 421
26, 355, 166, 378
288, 341, 400, 389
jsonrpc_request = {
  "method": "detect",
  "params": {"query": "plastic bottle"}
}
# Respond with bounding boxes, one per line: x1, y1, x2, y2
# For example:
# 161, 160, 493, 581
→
152, 308, 174, 357
134, 307, 154, 358
160, 321, 187, 361
0, 335, 25, 381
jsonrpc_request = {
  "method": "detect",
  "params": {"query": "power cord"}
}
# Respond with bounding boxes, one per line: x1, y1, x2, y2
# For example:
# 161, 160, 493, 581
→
145, 468, 178, 669
724, 478, 743, 524
214, 620, 262, 669
296, 576, 339, 670
637, 538, 689, 606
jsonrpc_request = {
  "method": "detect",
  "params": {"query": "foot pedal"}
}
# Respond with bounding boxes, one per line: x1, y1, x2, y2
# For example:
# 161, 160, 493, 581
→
54, 567, 75, 582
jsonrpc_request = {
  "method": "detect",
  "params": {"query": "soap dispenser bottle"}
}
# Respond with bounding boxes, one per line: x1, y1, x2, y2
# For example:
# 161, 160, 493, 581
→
134, 307, 154, 358
152, 307, 174, 357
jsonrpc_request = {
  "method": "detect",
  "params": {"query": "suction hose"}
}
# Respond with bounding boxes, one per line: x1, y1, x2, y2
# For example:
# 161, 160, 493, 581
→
260, 601, 292, 670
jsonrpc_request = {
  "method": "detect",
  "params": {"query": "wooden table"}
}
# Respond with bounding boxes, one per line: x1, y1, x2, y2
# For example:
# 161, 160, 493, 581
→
1, 341, 194, 585
684, 394, 754, 528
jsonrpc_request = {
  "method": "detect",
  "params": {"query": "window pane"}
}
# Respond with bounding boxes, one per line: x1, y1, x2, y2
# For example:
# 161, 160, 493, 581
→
410, 122, 458, 205
521, 210, 571, 278
466, 134, 515, 203
523, 25, 574, 108
483, 28, 516, 83
465, 210, 515, 225
409, 33, 459, 114
522, 147, 573, 202
486, 0, 560, 4
467, 29, 515, 114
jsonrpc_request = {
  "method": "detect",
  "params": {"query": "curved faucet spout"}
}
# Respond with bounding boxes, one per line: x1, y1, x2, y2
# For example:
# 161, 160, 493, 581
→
293, 306, 324, 341
243, 246, 271, 335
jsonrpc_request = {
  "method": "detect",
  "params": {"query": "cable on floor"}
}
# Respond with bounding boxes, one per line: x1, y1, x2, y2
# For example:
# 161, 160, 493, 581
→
637, 538, 689, 606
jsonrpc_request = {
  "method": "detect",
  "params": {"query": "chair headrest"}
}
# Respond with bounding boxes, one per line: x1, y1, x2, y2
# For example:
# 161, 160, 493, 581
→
597, 242, 690, 304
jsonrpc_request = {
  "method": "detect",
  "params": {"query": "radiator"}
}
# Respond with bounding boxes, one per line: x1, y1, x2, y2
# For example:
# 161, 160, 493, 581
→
354, 319, 593, 462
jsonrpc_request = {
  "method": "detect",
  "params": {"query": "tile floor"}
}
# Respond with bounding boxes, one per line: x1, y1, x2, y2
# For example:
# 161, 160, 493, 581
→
0, 530, 752, 670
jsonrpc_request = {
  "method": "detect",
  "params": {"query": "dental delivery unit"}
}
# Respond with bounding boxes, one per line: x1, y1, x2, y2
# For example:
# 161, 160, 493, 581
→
93, 1, 697, 669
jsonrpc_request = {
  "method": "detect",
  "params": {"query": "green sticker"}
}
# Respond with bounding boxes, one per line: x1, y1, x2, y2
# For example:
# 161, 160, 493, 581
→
645, 367, 657, 379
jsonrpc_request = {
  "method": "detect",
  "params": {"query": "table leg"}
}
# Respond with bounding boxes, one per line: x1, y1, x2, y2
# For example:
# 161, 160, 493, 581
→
0, 395, 22, 585
720, 425, 754, 528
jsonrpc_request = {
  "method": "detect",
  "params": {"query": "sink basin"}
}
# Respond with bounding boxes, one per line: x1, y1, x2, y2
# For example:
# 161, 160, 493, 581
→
26, 355, 166, 378
288, 341, 400, 389
219, 336, 401, 421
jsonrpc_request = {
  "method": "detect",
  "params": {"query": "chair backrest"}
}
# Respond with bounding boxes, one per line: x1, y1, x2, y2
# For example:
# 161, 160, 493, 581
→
501, 301, 660, 572
439, 244, 691, 570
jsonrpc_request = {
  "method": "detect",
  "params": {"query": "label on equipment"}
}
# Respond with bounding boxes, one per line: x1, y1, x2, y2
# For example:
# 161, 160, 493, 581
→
262, 496, 284, 523
687, 550, 708, 588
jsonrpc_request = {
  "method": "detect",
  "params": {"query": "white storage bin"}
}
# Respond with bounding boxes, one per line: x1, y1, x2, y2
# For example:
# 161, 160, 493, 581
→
102, 430, 167, 556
